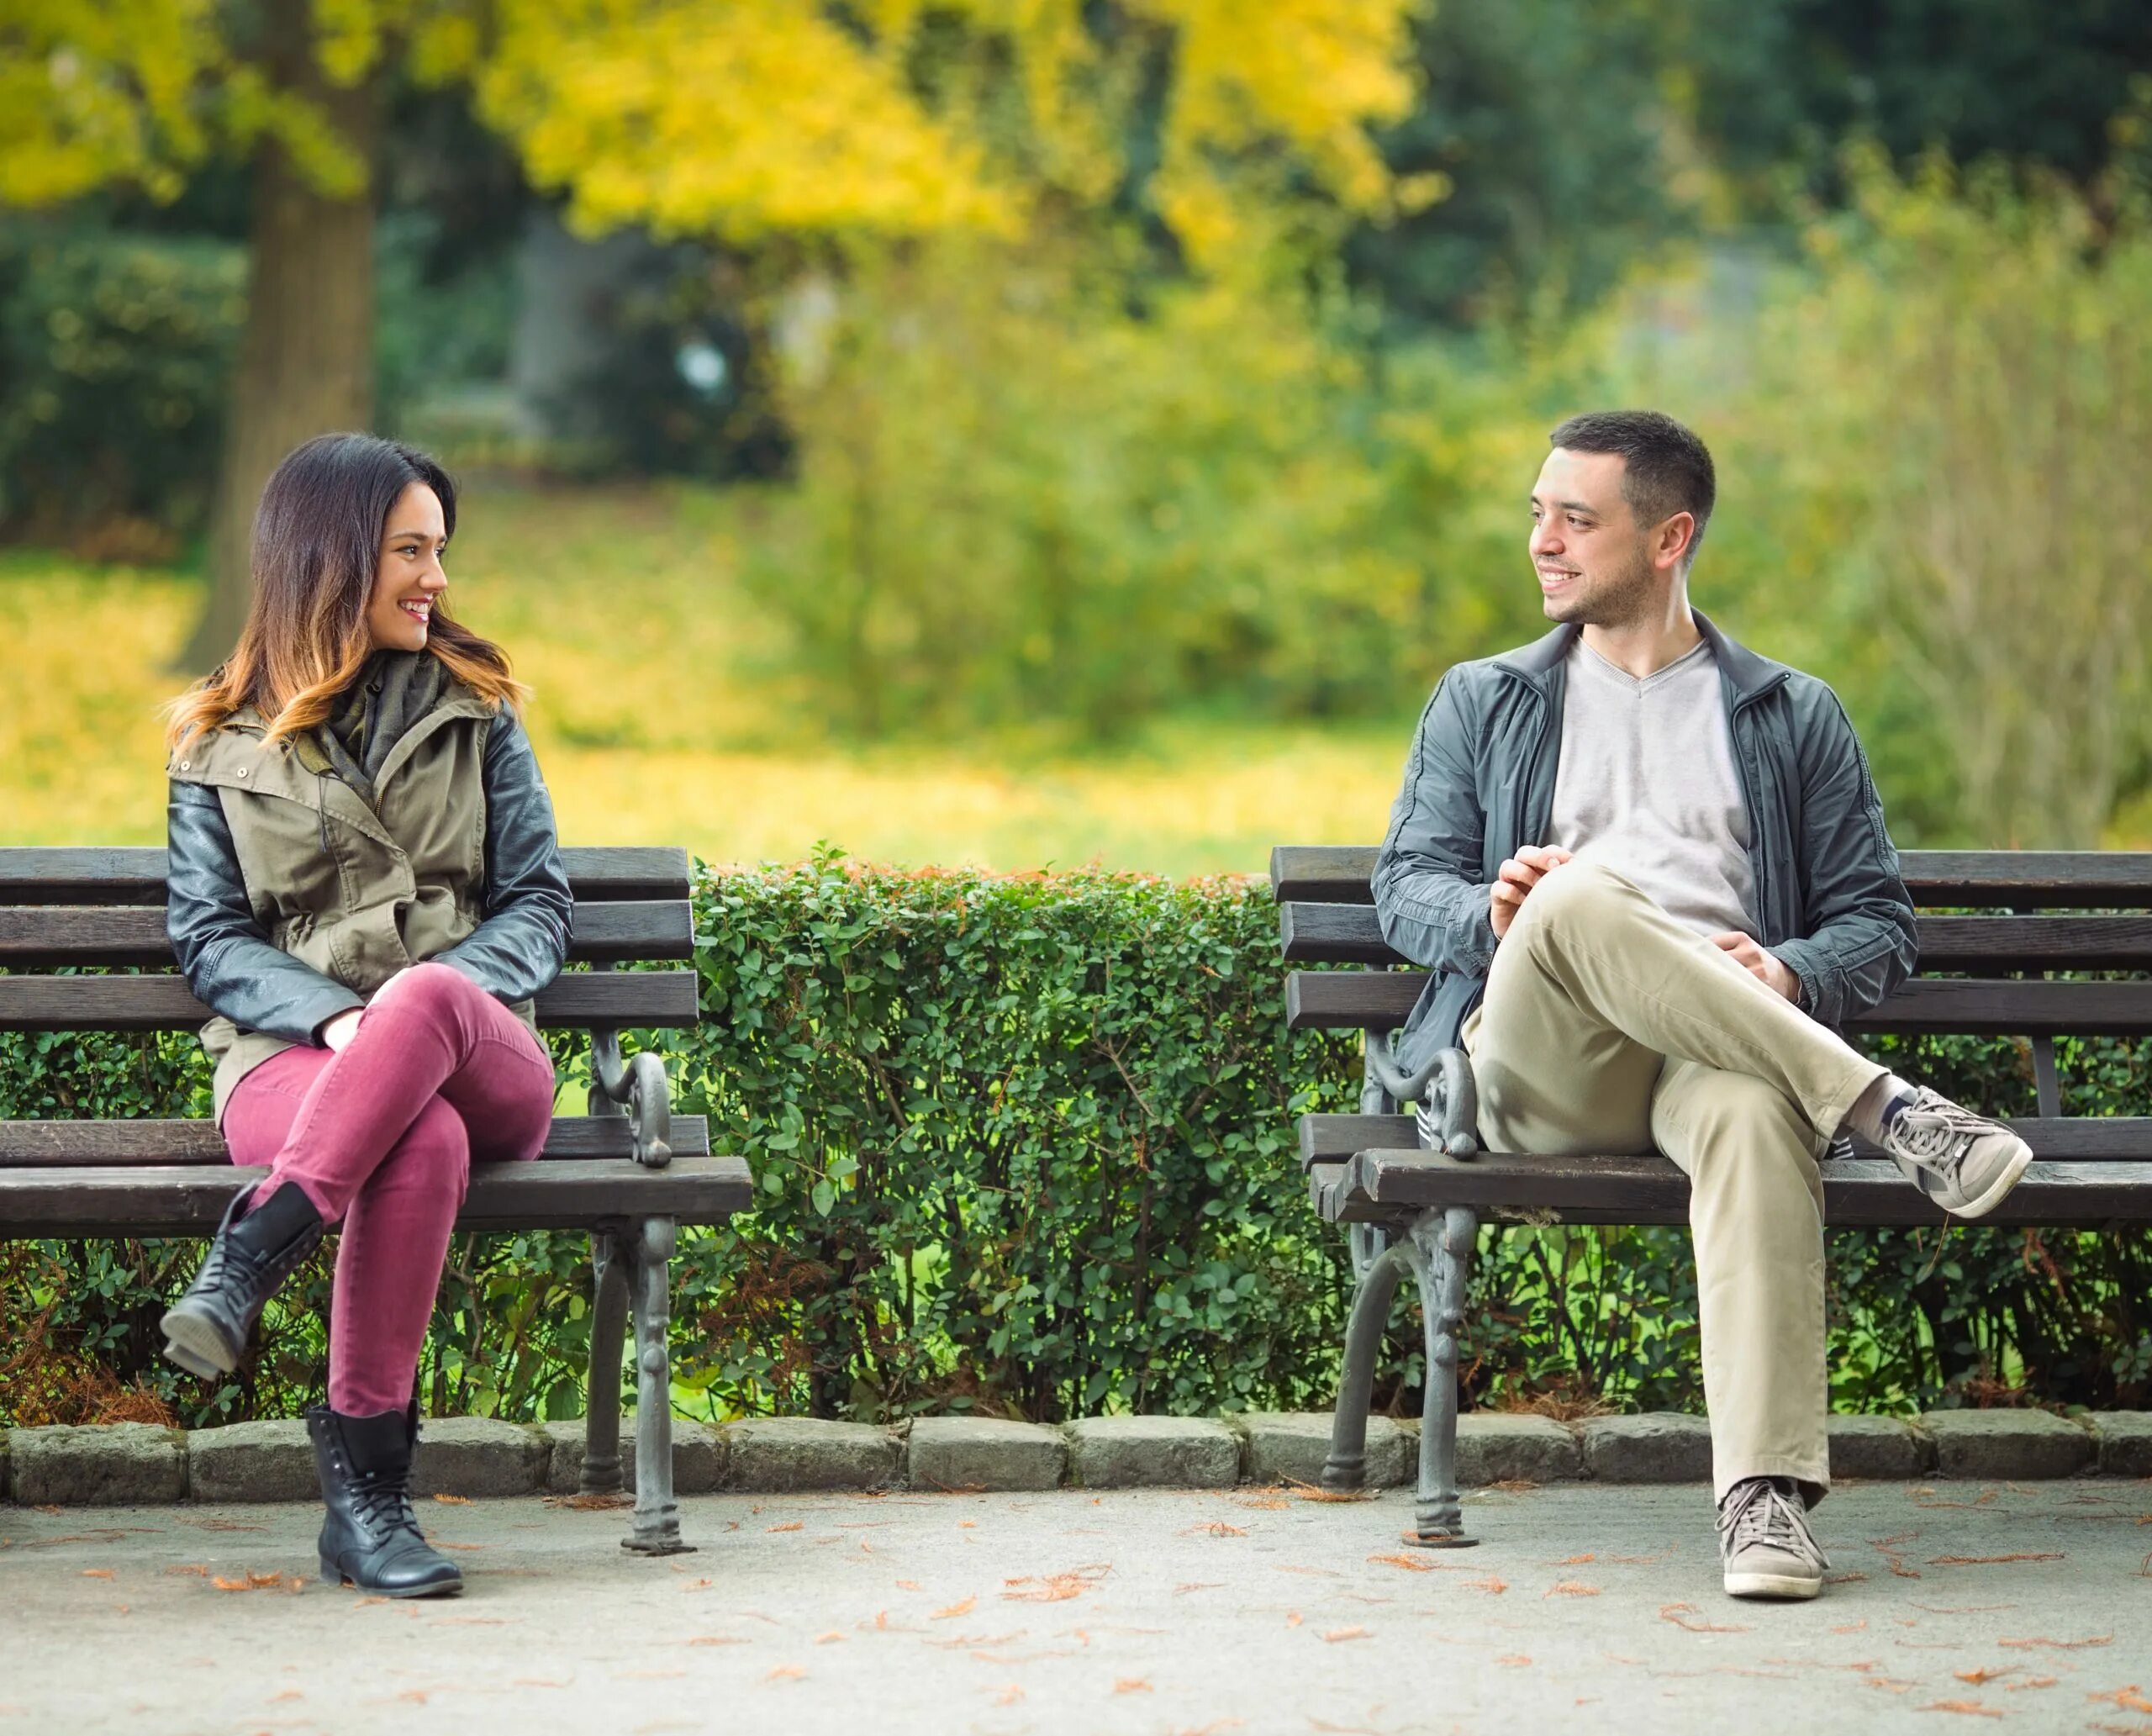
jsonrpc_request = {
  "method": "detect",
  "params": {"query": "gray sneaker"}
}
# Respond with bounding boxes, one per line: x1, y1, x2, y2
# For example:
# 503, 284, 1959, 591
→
1718, 1476, 1826, 1601
1880, 1087, 2033, 1219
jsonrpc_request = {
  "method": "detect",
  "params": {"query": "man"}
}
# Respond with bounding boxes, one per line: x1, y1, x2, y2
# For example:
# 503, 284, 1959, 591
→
1372, 409, 2032, 1602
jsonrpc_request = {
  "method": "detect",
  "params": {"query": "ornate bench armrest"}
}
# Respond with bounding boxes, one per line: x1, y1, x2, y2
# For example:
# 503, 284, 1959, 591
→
590, 1027, 673, 1168
1363, 1035, 1479, 1158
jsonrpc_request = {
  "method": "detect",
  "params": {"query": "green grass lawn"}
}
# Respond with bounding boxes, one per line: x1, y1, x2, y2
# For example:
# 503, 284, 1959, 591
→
0, 480, 1414, 875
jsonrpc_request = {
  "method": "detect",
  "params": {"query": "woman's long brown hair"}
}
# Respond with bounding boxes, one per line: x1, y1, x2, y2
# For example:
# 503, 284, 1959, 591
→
166, 433, 528, 750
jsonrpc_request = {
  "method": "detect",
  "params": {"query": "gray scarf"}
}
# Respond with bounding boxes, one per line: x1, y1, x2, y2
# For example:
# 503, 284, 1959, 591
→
303, 650, 447, 808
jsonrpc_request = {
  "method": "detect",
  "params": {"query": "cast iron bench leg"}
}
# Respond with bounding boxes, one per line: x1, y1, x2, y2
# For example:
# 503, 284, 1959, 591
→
623, 1213, 693, 1555
581, 1228, 630, 1496
1322, 1229, 1409, 1492
1402, 1204, 1478, 1548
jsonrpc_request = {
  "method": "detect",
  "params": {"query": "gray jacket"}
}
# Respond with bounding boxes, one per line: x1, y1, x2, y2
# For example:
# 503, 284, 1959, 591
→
166, 692, 572, 1119
1373, 612, 1917, 1079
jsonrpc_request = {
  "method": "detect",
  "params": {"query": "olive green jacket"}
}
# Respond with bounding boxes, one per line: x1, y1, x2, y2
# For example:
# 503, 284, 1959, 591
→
165, 683, 572, 1121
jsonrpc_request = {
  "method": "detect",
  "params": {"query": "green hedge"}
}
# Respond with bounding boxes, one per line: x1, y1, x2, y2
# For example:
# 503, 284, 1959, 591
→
3, 858, 2147, 1427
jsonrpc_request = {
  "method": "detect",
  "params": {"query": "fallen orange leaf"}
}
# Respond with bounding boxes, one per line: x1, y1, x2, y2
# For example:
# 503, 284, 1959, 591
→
1322, 1627, 1371, 1644
2004, 1677, 2058, 1691
80, 1570, 113, 1580
1463, 1575, 1508, 1595
1116, 1679, 1153, 1694
767, 1522, 804, 1533
1954, 1668, 2016, 1685
1999, 1635, 2112, 1649
431, 1494, 471, 1506
1915, 1702, 2002, 1719
1546, 1580, 1601, 1598
931, 1596, 977, 1620
2089, 1686, 2152, 1714
1367, 1553, 1434, 1573
897, 1579, 923, 1591
1497, 1654, 1532, 1667
764, 1666, 805, 1683
815, 1631, 846, 1645
1660, 1602, 1751, 1634
1929, 1552, 2062, 1565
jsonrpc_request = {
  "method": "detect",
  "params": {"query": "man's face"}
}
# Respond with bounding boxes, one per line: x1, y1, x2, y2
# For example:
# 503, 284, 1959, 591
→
1527, 447, 1659, 628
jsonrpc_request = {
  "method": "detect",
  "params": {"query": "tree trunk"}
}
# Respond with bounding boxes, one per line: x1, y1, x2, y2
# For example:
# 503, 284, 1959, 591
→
178, 0, 382, 672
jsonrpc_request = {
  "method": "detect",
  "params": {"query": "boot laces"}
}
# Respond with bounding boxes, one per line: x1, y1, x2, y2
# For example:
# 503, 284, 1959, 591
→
348, 1465, 423, 1543
1717, 1478, 1826, 1569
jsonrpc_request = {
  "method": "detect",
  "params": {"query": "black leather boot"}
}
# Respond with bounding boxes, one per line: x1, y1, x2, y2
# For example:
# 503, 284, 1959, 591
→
160, 1181, 324, 1378
309, 1403, 464, 1597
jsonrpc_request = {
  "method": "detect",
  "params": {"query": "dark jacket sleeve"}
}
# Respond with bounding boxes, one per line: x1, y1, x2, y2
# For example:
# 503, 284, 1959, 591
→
1371, 672, 1502, 976
433, 705, 572, 1003
166, 780, 363, 1044
1770, 686, 1920, 1029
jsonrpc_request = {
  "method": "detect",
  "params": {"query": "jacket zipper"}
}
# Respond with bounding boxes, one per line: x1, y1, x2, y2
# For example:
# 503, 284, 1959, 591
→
1727, 678, 1790, 942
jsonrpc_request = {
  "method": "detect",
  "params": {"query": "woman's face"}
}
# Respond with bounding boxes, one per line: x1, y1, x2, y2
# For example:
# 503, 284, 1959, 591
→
366, 482, 450, 652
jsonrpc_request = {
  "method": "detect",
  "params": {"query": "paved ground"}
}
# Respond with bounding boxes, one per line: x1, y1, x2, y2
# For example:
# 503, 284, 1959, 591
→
4, 1480, 2149, 1735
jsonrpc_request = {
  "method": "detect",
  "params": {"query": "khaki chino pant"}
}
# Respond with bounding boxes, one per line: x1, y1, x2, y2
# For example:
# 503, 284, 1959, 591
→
1459, 860, 1887, 1502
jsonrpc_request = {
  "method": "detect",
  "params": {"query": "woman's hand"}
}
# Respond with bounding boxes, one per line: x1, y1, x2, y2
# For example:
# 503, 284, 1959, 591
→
318, 1007, 362, 1052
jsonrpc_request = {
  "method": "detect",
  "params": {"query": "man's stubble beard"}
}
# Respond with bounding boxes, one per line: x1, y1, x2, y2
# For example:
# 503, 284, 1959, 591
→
1542, 542, 1659, 630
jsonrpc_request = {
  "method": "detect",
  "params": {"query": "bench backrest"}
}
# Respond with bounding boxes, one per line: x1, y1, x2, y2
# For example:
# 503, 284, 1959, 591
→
0, 844, 700, 1037
1271, 847, 2152, 1117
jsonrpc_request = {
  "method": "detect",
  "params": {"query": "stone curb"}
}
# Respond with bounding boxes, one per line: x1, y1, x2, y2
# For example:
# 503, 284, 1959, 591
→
1458, 1413, 1585, 1485
189, 1420, 318, 1503
540, 1419, 728, 1496
720, 1418, 901, 1493
9, 1423, 187, 1506
1920, 1408, 2093, 1480
907, 1417, 1068, 1492
5, 1410, 2146, 1504
1067, 1417, 1239, 1489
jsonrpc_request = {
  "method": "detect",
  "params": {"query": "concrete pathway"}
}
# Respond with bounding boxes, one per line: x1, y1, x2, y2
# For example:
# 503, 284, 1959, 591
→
4, 1481, 2149, 1734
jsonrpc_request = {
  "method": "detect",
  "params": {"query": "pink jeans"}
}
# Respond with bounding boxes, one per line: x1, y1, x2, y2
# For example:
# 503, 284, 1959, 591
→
220, 962, 556, 1415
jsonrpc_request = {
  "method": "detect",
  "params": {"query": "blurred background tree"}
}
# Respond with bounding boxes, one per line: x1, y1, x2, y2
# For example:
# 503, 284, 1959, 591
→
2, 0, 1417, 666
1, 1, 2148, 857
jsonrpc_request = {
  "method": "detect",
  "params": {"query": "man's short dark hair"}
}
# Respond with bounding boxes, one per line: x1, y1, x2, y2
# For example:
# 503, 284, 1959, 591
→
1548, 409, 1716, 557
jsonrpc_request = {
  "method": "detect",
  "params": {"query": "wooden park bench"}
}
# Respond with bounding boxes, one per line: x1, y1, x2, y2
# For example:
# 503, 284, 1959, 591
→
0, 845, 748, 1556
1271, 845, 2152, 1547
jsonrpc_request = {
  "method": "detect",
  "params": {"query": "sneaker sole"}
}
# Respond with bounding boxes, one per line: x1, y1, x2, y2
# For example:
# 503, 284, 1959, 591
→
1724, 1570, 1822, 1600
1940, 1137, 2035, 1221
159, 1307, 239, 1380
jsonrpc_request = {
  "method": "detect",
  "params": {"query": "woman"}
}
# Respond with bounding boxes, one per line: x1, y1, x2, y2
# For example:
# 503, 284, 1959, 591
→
161, 433, 572, 1598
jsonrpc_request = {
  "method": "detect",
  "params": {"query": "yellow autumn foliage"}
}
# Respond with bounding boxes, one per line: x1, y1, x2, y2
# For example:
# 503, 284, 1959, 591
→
1, 0, 1425, 256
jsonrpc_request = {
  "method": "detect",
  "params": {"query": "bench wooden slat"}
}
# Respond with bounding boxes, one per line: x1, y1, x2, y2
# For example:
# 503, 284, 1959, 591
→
1279, 904, 2152, 973
0, 900, 694, 968
1299, 1112, 2152, 1170
1285, 969, 2152, 1037
0, 1114, 711, 1167
1333, 1148, 2152, 1228
0, 845, 693, 906
0, 1155, 751, 1237
0, 969, 700, 1032
1270, 845, 2152, 910
1269, 846, 1379, 905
